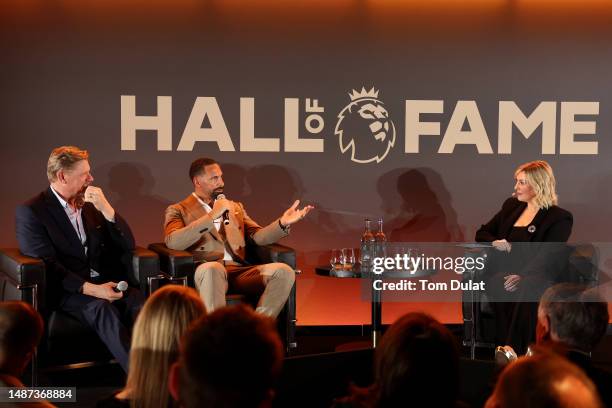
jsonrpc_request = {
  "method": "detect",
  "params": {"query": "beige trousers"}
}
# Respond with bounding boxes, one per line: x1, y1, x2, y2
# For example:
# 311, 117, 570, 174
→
194, 261, 295, 318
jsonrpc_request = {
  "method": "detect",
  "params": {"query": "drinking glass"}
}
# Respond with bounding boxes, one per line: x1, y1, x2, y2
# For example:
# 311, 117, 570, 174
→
396, 246, 411, 273
330, 249, 343, 271
342, 248, 355, 271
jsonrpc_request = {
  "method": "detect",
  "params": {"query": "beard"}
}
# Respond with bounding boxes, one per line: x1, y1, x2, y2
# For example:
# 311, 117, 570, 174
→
212, 188, 224, 199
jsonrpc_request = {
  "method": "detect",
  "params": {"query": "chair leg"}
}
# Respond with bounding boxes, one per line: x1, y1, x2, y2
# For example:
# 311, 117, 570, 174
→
17, 283, 39, 386
147, 274, 188, 295
284, 282, 297, 353
169, 276, 188, 286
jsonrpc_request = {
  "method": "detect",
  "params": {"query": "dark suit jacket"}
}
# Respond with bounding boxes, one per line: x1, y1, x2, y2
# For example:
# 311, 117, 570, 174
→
16, 187, 135, 308
476, 197, 573, 244
475, 197, 573, 283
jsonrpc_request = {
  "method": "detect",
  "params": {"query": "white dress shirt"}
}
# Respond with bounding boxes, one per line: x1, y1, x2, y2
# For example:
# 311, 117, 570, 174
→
192, 193, 234, 262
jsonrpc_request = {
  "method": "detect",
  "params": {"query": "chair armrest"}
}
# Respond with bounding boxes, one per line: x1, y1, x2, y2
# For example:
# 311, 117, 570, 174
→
0, 248, 46, 313
131, 247, 160, 292
247, 244, 296, 269
0, 248, 45, 286
148, 243, 194, 278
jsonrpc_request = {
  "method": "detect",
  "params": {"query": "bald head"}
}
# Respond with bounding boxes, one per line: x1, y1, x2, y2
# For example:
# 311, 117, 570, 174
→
486, 350, 603, 408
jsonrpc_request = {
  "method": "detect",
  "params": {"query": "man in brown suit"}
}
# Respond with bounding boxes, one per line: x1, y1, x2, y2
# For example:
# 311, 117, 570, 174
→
164, 158, 313, 317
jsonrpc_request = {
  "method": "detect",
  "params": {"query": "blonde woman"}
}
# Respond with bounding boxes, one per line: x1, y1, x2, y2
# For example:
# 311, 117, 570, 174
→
475, 160, 573, 354
97, 285, 206, 408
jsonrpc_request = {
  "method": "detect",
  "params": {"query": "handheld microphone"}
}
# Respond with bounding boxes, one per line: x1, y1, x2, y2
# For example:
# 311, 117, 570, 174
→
215, 194, 231, 225
113, 280, 129, 293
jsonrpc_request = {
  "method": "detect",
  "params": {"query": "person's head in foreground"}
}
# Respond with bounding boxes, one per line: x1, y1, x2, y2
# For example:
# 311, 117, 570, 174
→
0, 301, 44, 378
485, 348, 603, 408
374, 312, 460, 408
537, 283, 609, 353
169, 304, 283, 408
125, 285, 205, 408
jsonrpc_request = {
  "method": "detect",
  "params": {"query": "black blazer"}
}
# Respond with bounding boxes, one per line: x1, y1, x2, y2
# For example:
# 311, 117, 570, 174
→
476, 197, 573, 243
475, 197, 573, 280
16, 187, 135, 306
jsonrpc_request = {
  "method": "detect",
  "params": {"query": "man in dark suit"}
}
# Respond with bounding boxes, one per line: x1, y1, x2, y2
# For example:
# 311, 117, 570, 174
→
535, 283, 612, 407
15, 146, 143, 372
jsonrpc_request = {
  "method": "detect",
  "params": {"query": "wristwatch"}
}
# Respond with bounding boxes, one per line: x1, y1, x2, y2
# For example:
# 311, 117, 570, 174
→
278, 219, 290, 232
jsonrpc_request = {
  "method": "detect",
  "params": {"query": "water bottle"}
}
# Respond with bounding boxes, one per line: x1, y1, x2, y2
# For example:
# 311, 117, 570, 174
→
374, 218, 387, 259
360, 218, 375, 271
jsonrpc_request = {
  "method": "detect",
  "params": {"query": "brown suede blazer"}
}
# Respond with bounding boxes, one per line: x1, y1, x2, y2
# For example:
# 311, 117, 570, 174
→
164, 194, 288, 263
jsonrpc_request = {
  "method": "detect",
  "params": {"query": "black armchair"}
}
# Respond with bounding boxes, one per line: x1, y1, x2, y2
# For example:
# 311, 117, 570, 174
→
148, 242, 298, 352
462, 243, 600, 358
0, 247, 160, 385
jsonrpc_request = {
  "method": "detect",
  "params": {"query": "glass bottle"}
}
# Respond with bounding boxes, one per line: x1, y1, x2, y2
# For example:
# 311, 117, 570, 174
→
360, 218, 375, 271
374, 218, 387, 259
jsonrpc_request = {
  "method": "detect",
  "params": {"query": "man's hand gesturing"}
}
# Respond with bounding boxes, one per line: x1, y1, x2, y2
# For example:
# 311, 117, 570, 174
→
280, 200, 314, 227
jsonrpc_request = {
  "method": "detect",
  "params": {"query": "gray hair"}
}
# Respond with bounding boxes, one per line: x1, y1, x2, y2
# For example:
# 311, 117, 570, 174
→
47, 145, 89, 183
539, 283, 608, 352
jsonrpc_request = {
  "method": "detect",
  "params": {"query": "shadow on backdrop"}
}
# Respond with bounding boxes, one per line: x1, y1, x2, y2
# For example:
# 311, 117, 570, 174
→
94, 162, 171, 245
241, 165, 350, 266
377, 168, 464, 243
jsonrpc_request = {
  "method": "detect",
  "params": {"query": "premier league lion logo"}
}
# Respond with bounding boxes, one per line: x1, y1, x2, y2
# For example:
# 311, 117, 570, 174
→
334, 87, 396, 164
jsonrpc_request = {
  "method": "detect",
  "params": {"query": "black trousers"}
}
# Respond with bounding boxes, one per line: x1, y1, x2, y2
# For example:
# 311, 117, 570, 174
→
490, 301, 538, 355
486, 272, 542, 354
60, 287, 144, 372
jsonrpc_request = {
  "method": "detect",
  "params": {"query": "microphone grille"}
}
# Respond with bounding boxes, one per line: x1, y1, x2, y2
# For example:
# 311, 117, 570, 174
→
117, 281, 129, 292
